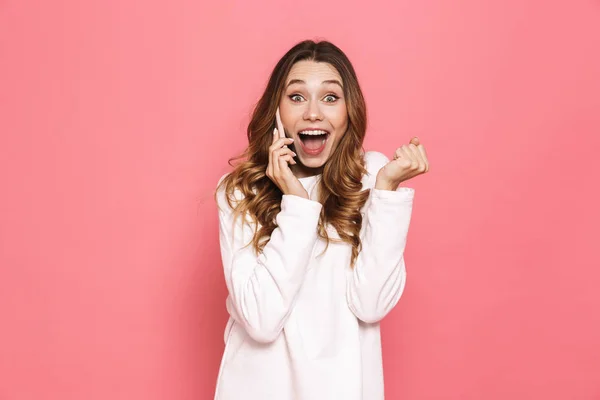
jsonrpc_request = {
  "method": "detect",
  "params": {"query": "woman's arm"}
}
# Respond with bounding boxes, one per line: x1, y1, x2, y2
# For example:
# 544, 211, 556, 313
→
216, 174, 322, 343
346, 152, 415, 323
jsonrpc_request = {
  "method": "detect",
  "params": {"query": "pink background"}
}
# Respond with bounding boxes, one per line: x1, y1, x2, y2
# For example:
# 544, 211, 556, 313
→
1, 0, 599, 399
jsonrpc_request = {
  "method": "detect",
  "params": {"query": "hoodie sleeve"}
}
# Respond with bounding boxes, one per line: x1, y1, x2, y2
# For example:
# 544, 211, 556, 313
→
346, 151, 415, 323
216, 174, 323, 343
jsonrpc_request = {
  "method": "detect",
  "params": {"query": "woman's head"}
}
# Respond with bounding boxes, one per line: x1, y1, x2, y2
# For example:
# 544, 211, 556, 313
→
279, 60, 347, 175
217, 40, 371, 268
248, 40, 367, 177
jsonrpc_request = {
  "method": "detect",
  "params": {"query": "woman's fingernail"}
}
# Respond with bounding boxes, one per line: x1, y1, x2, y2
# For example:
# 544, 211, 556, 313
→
274, 128, 278, 135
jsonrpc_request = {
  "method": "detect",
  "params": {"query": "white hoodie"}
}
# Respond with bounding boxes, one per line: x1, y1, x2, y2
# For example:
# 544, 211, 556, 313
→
214, 150, 415, 400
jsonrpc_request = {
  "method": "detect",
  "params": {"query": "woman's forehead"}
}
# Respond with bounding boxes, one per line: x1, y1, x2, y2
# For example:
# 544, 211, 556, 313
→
286, 60, 343, 86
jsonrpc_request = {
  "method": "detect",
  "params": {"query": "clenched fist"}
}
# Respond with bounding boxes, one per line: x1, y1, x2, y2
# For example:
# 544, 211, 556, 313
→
375, 137, 430, 190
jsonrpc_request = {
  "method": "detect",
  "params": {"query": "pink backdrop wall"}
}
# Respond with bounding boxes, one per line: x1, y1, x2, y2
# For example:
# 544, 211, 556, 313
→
1, 0, 599, 399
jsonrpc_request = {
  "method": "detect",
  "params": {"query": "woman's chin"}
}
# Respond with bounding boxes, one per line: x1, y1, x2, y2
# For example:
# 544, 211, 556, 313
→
297, 153, 328, 169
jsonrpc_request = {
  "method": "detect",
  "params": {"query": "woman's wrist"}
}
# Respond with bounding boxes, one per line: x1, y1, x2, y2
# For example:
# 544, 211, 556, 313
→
374, 179, 400, 191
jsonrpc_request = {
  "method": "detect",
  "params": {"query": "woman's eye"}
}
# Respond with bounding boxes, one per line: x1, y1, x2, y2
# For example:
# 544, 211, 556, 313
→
289, 94, 339, 103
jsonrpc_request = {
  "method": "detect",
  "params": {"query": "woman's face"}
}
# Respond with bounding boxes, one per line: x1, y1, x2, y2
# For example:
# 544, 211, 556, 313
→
279, 60, 348, 176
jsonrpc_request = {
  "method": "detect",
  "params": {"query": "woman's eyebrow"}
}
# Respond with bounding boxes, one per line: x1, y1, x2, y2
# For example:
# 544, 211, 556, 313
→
286, 79, 343, 89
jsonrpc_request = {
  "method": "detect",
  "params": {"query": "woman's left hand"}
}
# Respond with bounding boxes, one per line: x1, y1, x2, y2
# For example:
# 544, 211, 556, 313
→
375, 137, 430, 190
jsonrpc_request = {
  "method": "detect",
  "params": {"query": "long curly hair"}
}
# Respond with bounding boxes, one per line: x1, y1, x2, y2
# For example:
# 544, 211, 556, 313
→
214, 39, 370, 268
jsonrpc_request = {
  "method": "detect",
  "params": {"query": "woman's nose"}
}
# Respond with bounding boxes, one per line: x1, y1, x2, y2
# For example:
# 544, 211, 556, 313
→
304, 101, 323, 121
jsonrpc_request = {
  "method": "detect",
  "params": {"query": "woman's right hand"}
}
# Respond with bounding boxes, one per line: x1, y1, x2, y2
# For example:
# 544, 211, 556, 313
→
266, 108, 310, 199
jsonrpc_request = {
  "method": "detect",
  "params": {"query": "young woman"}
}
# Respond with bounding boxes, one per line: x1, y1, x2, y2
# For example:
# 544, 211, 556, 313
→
213, 39, 429, 400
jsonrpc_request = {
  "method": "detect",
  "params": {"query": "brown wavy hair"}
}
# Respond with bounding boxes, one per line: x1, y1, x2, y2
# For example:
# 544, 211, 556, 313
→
214, 39, 370, 268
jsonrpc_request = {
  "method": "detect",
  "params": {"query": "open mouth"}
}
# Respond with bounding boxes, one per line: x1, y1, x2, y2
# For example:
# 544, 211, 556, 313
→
297, 130, 330, 154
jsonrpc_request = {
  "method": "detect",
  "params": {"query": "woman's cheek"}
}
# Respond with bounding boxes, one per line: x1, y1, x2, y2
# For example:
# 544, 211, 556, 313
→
327, 107, 346, 126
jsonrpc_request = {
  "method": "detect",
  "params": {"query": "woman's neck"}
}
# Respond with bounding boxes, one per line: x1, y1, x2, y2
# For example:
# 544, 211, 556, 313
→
290, 162, 323, 179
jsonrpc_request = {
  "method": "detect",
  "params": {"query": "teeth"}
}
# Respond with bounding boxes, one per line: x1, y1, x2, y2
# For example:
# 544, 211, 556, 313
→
299, 130, 328, 136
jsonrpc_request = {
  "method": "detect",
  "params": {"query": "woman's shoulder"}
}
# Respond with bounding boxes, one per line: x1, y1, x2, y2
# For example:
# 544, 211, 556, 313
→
363, 150, 390, 172
361, 150, 390, 188
216, 172, 229, 191
216, 151, 390, 202
215, 172, 245, 212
